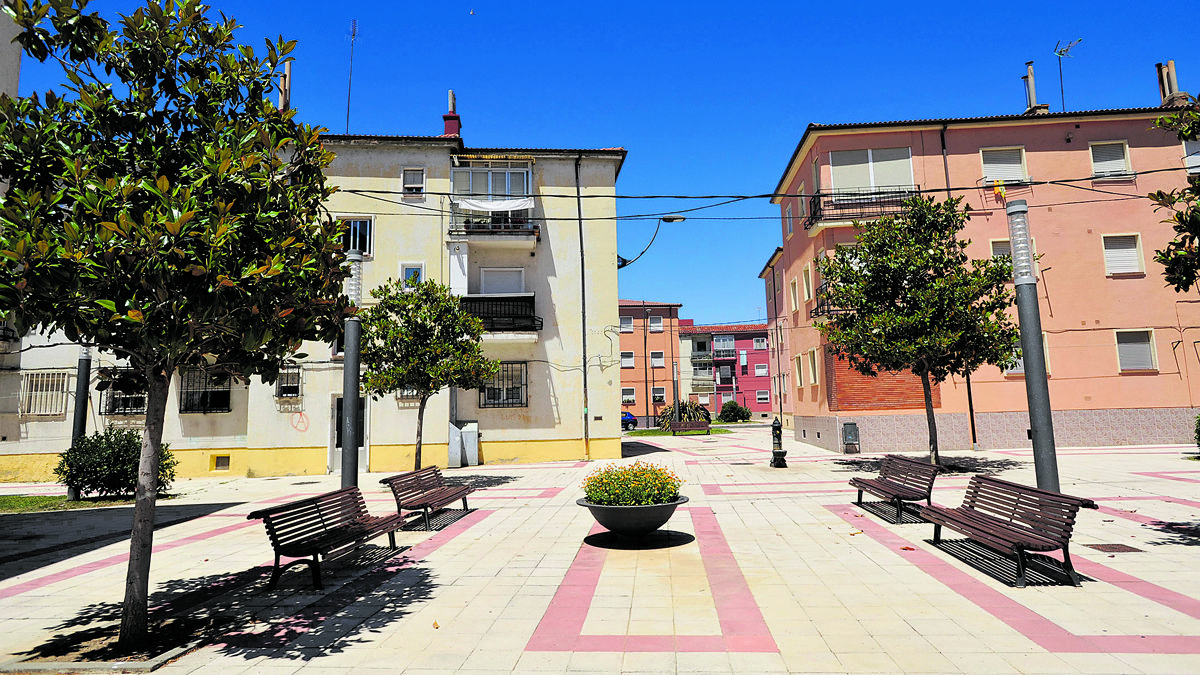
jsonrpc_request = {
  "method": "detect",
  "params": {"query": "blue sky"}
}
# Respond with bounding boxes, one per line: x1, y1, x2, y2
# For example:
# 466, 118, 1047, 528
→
15, 1, 1199, 324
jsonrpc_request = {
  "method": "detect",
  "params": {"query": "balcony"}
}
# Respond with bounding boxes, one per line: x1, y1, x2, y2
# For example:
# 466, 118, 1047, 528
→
691, 350, 712, 363
448, 198, 539, 249
809, 281, 853, 320
461, 293, 543, 333
804, 185, 920, 230
713, 349, 737, 359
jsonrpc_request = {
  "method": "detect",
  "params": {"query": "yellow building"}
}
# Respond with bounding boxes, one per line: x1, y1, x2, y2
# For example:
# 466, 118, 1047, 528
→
0, 97, 626, 481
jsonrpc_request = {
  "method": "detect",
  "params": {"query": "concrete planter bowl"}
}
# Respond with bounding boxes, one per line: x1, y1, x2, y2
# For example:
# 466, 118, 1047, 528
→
576, 495, 689, 538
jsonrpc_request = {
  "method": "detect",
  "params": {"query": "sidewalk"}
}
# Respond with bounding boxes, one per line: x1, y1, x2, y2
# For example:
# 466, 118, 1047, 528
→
1, 428, 1198, 674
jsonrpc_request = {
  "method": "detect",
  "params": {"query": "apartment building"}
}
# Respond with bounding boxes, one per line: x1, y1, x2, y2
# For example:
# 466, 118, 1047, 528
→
617, 300, 682, 428
0, 98, 626, 480
770, 61, 1199, 453
679, 323, 772, 419
759, 247, 794, 428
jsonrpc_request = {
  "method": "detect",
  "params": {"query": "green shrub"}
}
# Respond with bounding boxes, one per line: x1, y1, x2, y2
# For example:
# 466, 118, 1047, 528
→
581, 461, 683, 506
54, 427, 177, 497
717, 400, 751, 423
1195, 413, 1200, 451
656, 400, 711, 430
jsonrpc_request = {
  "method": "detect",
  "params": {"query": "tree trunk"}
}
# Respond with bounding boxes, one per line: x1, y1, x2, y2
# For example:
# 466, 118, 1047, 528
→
413, 394, 427, 471
920, 370, 940, 465
118, 364, 171, 646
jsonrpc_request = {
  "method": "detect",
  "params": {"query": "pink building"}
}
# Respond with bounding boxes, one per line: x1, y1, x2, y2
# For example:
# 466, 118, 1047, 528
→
681, 323, 773, 420
769, 61, 1200, 452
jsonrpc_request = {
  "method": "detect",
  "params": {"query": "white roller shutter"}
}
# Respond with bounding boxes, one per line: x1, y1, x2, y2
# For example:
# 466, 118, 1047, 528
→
1103, 235, 1141, 274
982, 148, 1025, 183
1091, 142, 1128, 176
1116, 331, 1155, 371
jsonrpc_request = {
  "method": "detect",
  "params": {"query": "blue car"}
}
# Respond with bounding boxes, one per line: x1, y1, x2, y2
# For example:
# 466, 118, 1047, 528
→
621, 411, 638, 431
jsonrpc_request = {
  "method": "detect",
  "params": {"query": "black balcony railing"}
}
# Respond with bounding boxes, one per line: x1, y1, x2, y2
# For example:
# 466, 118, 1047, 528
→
461, 293, 543, 332
691, 351, 712, 362
804, 185, 920, 229
713, 348, 737, 359
809, 281, 853, 320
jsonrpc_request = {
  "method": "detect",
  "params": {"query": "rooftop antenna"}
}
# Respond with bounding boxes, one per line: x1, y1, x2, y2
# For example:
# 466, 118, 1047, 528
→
1053, 39, 1082, 111
345, 19, 358, 134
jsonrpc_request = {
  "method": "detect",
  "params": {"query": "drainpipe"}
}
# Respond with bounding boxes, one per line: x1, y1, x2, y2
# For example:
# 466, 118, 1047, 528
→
941, 123, 980, 451
575, 155, 590, 459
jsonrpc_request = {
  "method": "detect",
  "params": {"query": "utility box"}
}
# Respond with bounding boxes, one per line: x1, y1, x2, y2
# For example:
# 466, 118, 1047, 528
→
461, 422, 480, 466
447, 422, 463, 468
842, 422, 861, 454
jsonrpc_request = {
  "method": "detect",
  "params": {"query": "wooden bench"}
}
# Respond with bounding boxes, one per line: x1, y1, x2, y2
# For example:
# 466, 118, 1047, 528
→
246, 486, 406, 590
920, 475, 1097, 587
669, 420, 710, 435
380, 467, 474, 530
849, 454, 940, 523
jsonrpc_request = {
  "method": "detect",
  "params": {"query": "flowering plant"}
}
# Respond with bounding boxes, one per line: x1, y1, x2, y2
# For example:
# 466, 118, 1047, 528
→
581, 461, 683, 506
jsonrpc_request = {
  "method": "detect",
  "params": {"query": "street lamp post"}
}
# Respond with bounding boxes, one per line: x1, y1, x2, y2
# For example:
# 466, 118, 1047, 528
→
1005, 200, 1060, 492
341, 250, 363, 488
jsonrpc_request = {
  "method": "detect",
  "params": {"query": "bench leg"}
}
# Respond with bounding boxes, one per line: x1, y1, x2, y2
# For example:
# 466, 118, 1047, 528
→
265, 554, 284, 591
310, 555, 323, 591
1014, 549, 1028, 588
932, 523, 942, 544
1061, 544, 1082, 587
423, 507, 432, 531
388, 530, 397, 549
461, 496, 469, 511
855, 489, 863, 506
892, 496, 903, 524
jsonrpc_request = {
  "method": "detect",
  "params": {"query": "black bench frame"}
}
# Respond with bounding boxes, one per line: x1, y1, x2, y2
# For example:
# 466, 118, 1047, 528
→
246, 486, 405, 590
921, 474, 1098, 587
669, 420, 711, 435
380, 467, 475, 530
849, 454, 940, 523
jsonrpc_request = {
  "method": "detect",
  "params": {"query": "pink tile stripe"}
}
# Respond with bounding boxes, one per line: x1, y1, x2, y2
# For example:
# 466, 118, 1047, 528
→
829, 505, 1200, 654
526, 507, 777, 653
472, 487, 563, 500
1133, 470, 1200, 484
0, 520, 258, 600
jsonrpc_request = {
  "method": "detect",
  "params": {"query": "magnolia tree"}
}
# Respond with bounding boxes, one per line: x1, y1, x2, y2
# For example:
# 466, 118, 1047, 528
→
816, 197, 1019, 464
360, 279, 498, 470
0, 0, 351, 644
1151, 95, 1200, 292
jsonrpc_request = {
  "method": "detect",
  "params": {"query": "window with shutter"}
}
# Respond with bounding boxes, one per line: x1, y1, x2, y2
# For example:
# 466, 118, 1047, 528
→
981, 148, 1026, 183
620, 351, 634, 368
991, 239, 1038, 275
829, 148, 913, 195
1184, 140, 1200, 175
1102, 235, 1142, 275
1091, 142, 1129, 177
1116, 330, 1155, 371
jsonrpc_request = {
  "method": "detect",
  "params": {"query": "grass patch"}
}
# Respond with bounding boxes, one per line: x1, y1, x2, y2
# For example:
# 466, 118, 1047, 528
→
626, 428, 731, 437
0, 494, 149, 513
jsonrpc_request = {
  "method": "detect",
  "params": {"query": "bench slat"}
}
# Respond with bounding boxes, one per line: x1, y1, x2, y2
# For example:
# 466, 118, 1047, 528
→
381, 467, 476, 530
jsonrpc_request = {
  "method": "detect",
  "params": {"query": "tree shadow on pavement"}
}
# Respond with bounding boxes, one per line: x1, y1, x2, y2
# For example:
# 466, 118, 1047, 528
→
442, 474, 520, 490
830, 454, 1026, 475
1142, 520, 1200, 546
17, 544, 437, 664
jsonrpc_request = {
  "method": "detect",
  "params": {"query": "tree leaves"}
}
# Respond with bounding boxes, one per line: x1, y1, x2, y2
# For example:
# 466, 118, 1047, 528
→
1150, 96, 1200, 292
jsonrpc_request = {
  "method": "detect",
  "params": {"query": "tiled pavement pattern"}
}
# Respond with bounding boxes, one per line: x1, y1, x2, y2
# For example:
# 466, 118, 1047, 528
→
0, 428, 1198, 674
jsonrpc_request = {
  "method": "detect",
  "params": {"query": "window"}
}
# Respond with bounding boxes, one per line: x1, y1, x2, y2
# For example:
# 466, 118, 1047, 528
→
100, 369, 148, 416
620, 316, 634, 333
794, 356, 804, 388
341, 218, 373, 257
693, 366, 712, 377
1102, 235, 1143, 275
481, 267, 524, 294
1116, 330, 1156, 371
789, 279, 799, 312
802, 264, 813, 301
480, 362, 527, 407
1004, 333, 1050, 376
620, 351, 635, 368
1091, 141, 1130, 178
698, 394, 710, 405
19, 370, 70, 416
797, 184, 808, 217
718, 365, 732, 385
179, 368, 232, 414
275, 364, 301, 398
753, 337, 767, 350
402, 168, 425, 197
754, 363, 768, 377
1185, 139, 1200, 174
452, 160, 530, 199
400, 263, 424, 287
807, 349, 819, 386
756, 390, 770, 403
785, 204, 793, 235
652, 387, 666, 403
721, 392, 733, 404
695, 340, 708, 352
714, 335, 734, 351
651, 351, 665, 367
981, 147, 1027, 184
830, 147, 913, 193
621, 388, 636, 404
991, 238, 1038, 275
648, 315, 663, 332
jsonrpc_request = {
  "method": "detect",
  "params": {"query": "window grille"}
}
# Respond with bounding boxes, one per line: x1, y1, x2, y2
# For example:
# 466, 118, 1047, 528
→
100, 368, 147, 415
275, 364, 301, 398
179, 368, 232, 414
480, 362, 527, 408
19, 371, 70, 416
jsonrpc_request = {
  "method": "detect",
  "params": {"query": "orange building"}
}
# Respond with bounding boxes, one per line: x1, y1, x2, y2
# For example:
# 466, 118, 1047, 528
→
617, 300, 682, 428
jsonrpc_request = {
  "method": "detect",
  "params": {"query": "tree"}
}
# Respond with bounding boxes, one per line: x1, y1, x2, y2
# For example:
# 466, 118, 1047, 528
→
1150, 95, 1200, 292
0, 0, 351, 644
359, 279, 499, 470
815, 196, 1019, 464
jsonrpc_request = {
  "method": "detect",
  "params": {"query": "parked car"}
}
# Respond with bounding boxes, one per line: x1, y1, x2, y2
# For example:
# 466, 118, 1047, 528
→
621, 411, 638, 431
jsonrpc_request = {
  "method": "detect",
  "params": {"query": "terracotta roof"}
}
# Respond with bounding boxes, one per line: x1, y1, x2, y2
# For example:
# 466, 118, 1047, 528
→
680, 323, 767, 334
618, 299, 683, 308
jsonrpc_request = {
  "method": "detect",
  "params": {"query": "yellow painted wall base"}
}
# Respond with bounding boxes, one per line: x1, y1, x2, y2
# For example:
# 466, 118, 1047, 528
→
479, 437, 621, 464
0, 453, 59, 482
173, 447, 328, 479
367, 443, 450, 473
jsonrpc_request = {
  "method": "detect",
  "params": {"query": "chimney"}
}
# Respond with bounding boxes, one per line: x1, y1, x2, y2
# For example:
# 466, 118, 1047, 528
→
443, 89, 462, 136
1022, 61, 1050, 115
1157, 60, 1190, 106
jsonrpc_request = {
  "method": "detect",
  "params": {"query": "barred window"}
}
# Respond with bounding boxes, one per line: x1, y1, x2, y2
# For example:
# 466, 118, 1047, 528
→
179, 368, 232, 414
20, 371, 70, 416
275, 364, 301, 398
480, 362, 527, 408
101, 369, 147, 415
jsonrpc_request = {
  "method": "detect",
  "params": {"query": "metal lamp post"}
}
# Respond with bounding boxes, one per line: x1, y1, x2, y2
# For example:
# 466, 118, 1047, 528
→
1005, 200, 1060, 492
341, 250, 363, 488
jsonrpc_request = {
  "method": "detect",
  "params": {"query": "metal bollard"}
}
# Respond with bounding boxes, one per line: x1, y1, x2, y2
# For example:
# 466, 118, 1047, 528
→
769, 417, 787, 468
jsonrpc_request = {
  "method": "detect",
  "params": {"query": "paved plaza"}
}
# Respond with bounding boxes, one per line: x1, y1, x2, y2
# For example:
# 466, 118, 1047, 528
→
1, 426, 1198, 674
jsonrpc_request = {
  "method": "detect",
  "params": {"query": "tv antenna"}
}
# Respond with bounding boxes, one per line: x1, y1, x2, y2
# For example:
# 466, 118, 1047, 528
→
345, 19, 358, 134
1053, 39, 1082, 111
